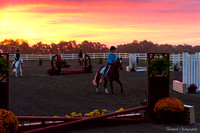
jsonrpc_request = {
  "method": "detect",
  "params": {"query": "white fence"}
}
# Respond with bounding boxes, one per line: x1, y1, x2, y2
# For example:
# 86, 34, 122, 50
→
129, 53, 182, 71
9, 53, 130, 61
182, 52, 200, 89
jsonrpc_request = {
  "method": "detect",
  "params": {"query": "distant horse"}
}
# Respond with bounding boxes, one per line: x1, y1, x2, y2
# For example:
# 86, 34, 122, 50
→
12, 57, 23, 77
79, 57, 84, 66
93, 57, 123, 95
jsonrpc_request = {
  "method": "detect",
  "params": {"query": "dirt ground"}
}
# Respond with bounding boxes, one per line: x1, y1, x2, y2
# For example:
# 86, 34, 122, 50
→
9, 59, 200, 133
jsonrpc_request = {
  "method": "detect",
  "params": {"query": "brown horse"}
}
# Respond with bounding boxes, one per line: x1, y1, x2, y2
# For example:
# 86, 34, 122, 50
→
93, 57, 123, 95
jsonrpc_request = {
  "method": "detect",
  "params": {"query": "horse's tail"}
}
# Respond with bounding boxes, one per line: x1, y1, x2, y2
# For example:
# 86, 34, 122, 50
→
93, 66, 104, 86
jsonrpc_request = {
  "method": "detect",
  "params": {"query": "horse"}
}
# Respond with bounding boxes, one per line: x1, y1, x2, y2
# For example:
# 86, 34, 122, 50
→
12, 57, 23, 77
93, 57, 123, 95
79, 57, 84, 66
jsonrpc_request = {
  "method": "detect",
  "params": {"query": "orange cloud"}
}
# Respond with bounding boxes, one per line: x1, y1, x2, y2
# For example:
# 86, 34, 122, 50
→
0, 0, 200, 46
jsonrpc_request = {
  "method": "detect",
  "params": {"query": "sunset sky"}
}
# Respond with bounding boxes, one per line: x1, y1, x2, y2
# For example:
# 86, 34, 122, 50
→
1, 0, 200, 47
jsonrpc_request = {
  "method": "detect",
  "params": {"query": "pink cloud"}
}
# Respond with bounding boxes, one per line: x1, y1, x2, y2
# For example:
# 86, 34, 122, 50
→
2, 0, 200, 14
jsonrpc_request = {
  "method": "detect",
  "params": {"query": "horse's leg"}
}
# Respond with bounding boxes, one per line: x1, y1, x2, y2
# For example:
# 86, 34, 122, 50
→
20, 65, 22, 76
96, 73, 101, 93
116, 79, 123, 95
104, 79, 109, 94
110, 81, 114, 95
15, 67, 18, 77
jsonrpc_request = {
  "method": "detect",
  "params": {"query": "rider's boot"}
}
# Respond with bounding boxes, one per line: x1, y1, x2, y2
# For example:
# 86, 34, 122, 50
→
105, 88, 109, 94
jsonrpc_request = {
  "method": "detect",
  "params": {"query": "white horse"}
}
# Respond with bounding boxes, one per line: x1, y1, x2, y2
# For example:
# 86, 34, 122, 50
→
12, 57, 23, 77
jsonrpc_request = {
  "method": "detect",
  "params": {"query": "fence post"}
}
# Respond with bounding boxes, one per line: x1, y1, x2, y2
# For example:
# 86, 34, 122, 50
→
50, 54, 52, 61
26, 54, 28, 61
93, 53, 95, 59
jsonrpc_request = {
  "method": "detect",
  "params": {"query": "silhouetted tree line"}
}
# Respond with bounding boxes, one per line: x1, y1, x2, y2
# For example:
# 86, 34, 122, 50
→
0, 39, 200, 54
117, 40, 200, 54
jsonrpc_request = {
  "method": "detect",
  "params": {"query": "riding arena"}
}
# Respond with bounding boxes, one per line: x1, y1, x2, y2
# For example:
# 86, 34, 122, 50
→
1, 53, 200, 132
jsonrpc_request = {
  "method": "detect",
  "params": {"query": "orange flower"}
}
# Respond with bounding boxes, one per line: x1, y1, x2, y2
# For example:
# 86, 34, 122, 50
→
0, 109, 18, 133
154, 97, 184, 114
0, 126, 6, 133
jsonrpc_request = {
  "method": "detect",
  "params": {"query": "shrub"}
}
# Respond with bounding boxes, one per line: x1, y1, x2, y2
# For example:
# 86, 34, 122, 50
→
154, 97, 184, 123
0, 57, 9, 75
179, 77, 183, 82
188, 84, 197, 93
0, 109, 19, 133
149, 55, 171, 75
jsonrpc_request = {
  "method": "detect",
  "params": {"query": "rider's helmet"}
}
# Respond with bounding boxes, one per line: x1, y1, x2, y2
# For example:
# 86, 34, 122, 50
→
110, 46, 116, 51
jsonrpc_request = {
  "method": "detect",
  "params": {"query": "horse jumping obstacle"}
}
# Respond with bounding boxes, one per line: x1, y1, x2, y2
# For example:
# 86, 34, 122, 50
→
173, 52, 200, 93
128, 53, 147, 71
50, 54, 92, 75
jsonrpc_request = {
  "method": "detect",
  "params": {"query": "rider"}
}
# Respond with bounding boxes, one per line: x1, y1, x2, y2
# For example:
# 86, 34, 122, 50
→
78, 50, 84, 66
13, 49, 20, 68
102, 46, 117, 78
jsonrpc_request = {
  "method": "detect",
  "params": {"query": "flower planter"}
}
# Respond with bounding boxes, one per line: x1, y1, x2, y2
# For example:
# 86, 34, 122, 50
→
155, 111, 184, 124
148, 76, 170, 119
147, 53, 170, 120
0, 82, 9, 109
173, 80, 187, 94
155, 104, 195, 124
126, 66, 130, 72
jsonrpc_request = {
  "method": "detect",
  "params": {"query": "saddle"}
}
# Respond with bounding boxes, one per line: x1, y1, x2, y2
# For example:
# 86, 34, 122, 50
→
100, 65, 111, 75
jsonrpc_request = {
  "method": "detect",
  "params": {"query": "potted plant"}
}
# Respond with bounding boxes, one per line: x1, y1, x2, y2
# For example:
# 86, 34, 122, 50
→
148, 54, 171, 76
0, 56, 9, 109
0, 109, 19, 132
173, 63, 179, 71
0, 57, 9, 79
188, 84, 197, 93
154, 97, 184, 123
147, 53, 170, 119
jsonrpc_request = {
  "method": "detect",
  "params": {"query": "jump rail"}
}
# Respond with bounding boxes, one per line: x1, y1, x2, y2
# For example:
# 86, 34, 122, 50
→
22, 105, 148, 133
